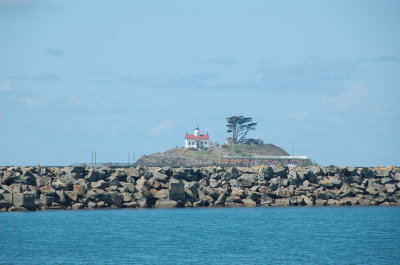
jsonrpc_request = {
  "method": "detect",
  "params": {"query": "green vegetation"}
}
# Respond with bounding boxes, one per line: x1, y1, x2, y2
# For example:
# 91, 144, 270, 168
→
226, 116, 257, 143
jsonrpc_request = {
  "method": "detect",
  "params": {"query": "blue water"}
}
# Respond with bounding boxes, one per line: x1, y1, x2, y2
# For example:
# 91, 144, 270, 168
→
1, 207, 400, 265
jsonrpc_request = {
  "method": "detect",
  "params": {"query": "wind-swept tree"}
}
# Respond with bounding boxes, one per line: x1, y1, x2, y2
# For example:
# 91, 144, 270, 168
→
226, 116, 257, 144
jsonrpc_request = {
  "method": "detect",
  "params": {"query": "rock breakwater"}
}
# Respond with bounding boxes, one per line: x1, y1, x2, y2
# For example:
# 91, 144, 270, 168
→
0, 165, 399, 211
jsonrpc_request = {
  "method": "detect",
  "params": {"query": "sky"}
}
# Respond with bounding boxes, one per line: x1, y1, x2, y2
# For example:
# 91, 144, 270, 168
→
0, 0, 399, 167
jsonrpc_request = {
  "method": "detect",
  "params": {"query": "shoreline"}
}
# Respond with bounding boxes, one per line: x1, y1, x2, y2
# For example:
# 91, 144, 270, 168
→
1, 165, 399, 212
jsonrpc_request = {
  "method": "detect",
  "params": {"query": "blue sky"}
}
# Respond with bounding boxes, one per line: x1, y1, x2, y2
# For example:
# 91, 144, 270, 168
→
0, 0, 399, 167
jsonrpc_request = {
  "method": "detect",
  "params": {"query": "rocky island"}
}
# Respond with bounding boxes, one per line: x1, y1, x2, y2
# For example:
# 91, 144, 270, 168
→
0, 165, 399, 212
137, 144, 314, 167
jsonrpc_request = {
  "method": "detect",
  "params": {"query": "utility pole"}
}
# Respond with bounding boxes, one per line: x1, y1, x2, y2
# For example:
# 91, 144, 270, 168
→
94, 152, 97, 167
218, 146, 221, 165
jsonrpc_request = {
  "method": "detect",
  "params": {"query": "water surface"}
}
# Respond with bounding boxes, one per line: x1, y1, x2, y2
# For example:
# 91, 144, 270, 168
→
1, 207, 399, 264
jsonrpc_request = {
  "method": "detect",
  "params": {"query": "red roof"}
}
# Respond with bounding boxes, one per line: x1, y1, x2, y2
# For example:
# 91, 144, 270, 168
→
185, 134, 209, 140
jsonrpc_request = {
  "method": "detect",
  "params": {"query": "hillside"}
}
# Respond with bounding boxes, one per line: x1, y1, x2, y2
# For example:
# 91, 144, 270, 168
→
136, 143, 310, 167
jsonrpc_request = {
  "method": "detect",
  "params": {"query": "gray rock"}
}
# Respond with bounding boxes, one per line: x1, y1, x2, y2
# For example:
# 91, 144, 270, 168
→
121, 182, 135, 193
39, 185, 56, 196
108, 177, 120, 187
71, 203, 83, 210
91, 180, 109, 189
273, 166, 288, 178
273, 198, 290, 206
73, 184, 86, 195
258, 167, 274, 181
242, 198, 257, 207
215, 191, 228, 205
151, 171, 169, 183
153, 189, 169, 200
260, 194, 274, 206
385, 184, 397, 193
12, 193, 36, 210
301, 195, 314, 206
64, 191, 78, 202
275, 187, 291, 198
36, 176, 52, 187
155, 199, 179, 208
239, 174, 257, 188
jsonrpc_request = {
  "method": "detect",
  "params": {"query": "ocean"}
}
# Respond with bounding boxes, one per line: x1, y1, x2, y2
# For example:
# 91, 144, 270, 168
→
1, 207, 399, 264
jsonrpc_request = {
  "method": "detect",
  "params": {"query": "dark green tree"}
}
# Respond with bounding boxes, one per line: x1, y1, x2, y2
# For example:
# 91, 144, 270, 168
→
226, 116, 257, 144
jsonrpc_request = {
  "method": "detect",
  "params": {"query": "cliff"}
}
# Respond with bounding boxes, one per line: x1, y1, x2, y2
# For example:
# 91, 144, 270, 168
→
0, 165, 399, 212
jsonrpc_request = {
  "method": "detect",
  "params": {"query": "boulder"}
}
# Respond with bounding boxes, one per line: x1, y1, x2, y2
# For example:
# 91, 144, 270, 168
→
12, 193, 36, 210
260, 194, 274, 206
228, 167, 241, 178
374, 168, 391, 178
155, 199, 179, 208
258, 167, 274, 181
215, 191, 228, 205
39, 185, 56, 196
71, 203, 83, 210
38, 194, 56, 206
203, 187, 219, 200
153, 189, 169, 200
273, 198, 290, 206
326, 199, 341, 206
123, 201, 138, 208
242, 198, 257, 207
91, 180, 109, 189
320, 177, 342, 188
239, 174, 257, 188
126, 167, 140, 179
225, 201, 244, 207
8, 206, 29, 212
108, 177, 120, 187
121, 183, 135, 193
275, 187, 291, 198
273, 166, 288, 178
36, 176, 52, 187
64, 191, 78, 202
151, 171, 169, 183
385, 184, 397, 193
301, 195, 314, 206
73, 184, 86, 195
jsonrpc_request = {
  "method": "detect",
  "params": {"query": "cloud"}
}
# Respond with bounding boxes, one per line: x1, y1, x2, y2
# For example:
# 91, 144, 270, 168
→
358, 55, 400, 63
288, 111, 309, 122
149, 120, 175, 136
68, 94, 114, 112
121, 73, 218, 89
321, 84, 368, 112
8, 73, 61, 82
44, 49, 65, 56
91, 79, 115, 85
256, 56, 356, 92
207, 57, 237, 65
0, 79, 12, 91
0, 0, 45, 15
20, 97, 39, 109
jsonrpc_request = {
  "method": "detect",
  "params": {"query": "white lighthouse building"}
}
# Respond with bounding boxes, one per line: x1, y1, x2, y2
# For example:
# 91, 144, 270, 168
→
185, 126, 210, 149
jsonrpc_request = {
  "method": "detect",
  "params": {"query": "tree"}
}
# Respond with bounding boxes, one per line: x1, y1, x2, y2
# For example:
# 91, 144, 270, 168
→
226, 116, 257, 144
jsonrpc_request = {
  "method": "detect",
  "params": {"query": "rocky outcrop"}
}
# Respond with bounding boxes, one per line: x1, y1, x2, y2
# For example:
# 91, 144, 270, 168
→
0, 165, 399, 212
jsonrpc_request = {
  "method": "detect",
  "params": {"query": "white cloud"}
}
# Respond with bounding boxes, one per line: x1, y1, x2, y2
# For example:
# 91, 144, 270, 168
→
322, 84, 368, 112
0, 79, 12, 91
288, 111, 309, 122
149, 120, 175, 136
20, 97, 39, 109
